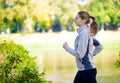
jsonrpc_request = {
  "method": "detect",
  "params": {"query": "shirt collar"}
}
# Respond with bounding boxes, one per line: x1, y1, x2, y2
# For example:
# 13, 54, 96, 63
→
77, 25, 88, 33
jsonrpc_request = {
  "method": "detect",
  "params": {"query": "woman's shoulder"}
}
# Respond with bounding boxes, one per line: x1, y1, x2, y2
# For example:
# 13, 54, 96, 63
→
79, 28, 89, 35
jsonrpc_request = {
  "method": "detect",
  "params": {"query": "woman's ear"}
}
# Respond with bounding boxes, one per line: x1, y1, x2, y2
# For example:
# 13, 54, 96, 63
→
82, 19, 87, 24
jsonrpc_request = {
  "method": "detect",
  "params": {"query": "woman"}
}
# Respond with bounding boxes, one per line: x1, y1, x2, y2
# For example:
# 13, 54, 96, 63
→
63, 11, 103, 83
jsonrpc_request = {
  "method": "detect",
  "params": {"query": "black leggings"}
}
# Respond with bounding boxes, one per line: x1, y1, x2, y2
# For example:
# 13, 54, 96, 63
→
73, 68, 97, 83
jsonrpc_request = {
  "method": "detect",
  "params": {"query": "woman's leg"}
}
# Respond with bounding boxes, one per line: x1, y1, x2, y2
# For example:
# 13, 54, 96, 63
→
84, 68, 97, 83
90, 68, 97, 83
73, 71, 84, 83
74, 69, 97, 83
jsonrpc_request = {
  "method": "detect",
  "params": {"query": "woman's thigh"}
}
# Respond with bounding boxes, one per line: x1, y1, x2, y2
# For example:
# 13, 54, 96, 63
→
73, 71, 84, 83
84, 69, 97, 83
74, 69, 97, 83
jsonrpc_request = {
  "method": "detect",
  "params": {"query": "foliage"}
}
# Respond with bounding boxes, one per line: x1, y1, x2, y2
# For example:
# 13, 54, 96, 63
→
115, 51, 120, 78
115, 51, 120, 67
0, 0, 120, 32
86, 0, 120, 25
0, 39, 52, 83
30, 0, 78, 30
0, 0, 29, 32
0, 0, 79, 32
0, 22, 6, 31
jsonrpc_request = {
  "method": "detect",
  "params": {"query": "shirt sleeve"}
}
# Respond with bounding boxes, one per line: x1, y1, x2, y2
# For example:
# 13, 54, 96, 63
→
65, 31, 89, 59
93, 39, 103, 56
65, 46, 79, 57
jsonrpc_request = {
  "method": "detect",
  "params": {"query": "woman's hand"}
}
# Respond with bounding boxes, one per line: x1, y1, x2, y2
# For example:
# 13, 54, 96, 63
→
63, 42, 68, 49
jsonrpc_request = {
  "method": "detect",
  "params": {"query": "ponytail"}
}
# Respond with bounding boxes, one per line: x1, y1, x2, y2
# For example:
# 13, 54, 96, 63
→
89, 16, 98, 36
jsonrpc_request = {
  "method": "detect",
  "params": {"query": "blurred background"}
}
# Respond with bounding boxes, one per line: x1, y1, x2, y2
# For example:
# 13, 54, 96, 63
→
0, 0, 120, 83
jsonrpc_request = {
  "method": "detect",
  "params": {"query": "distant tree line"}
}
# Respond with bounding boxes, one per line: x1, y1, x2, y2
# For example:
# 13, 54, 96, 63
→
0, 0, 120, 34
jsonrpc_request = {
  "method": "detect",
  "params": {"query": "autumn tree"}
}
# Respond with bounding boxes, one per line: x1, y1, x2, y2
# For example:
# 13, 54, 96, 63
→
0, 0, 30, 33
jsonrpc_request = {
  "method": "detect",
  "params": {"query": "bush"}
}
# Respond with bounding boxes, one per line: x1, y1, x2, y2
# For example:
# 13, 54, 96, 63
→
0, 40, 51, 83
115, 51, 120, 78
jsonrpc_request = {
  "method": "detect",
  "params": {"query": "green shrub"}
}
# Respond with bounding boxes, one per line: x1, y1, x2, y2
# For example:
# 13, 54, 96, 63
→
0, 23, 7, 31
115, 52, 120, 67
115, 51, 120, 78
0, 40, 51, 83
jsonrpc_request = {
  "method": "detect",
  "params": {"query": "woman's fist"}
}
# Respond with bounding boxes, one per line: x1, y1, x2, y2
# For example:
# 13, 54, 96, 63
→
63, 42, 68, 49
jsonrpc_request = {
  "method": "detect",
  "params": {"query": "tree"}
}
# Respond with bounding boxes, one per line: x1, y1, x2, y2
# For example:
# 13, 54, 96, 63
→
0, 0, 80, 33
0, 0, 29, 33
86, 0, 120, 30
49, 0, 79, 30
31, 0, 79, 31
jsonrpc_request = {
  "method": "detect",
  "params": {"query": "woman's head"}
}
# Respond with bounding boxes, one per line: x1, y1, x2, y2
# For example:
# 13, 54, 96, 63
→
75, 11, 98, 35
75, 11, 90, 26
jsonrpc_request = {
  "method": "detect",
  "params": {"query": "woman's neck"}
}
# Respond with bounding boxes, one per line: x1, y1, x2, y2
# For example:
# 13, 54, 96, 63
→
78, 24, 86, 27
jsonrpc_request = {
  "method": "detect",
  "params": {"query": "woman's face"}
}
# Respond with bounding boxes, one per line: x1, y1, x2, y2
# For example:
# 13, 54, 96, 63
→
75, 14, 85, 27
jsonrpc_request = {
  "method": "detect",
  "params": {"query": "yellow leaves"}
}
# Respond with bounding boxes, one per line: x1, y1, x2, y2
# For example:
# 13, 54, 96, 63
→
60, 15, 69, 25
0, 7, 15, 23
32, 10, 52, 28
0, 10, 5, 23
12, 5, 27, 20
39, 13, 52, 28
5, 8, 15, 21
29, 0, 54, 28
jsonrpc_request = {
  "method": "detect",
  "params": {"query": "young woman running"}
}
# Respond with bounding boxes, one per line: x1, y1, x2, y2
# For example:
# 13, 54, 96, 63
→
63, 11, 103, 83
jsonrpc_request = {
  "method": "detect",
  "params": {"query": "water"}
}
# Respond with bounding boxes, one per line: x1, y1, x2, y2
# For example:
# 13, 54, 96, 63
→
28, 47, 119, 83
42, 49, 119, 83
21, 31, 120, 83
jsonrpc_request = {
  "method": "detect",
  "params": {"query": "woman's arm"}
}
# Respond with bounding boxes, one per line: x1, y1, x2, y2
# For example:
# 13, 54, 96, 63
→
93, 39, 103, 56
64, 31, 89, 58
65, 45, 79, 57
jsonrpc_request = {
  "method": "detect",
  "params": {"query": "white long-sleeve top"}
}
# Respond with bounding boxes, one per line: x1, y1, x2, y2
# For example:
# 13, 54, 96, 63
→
65, 25, 103, 71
